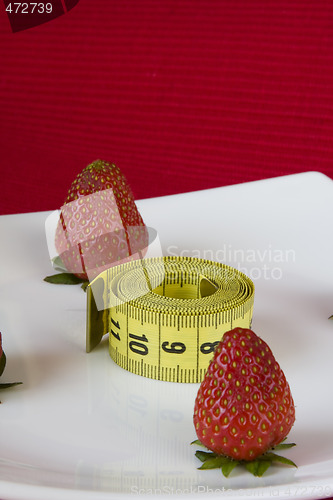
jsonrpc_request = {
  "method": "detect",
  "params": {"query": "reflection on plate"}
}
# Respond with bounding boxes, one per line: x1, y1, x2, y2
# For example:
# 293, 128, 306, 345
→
1, 172, 333, 500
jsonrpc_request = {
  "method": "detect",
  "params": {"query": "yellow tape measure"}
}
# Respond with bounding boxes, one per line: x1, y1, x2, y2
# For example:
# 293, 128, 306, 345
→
86, 256, 254, 383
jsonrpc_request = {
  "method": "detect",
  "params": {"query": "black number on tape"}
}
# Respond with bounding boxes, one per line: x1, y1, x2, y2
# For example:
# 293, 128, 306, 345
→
200, 341, 219, 354
111, 329, 120, 341
161, 341, 186, 354
111, 318, 121, 341
129, 333, 149, 356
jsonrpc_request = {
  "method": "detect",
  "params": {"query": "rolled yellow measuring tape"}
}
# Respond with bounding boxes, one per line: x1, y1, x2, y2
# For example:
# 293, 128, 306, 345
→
86, 256, 254, 383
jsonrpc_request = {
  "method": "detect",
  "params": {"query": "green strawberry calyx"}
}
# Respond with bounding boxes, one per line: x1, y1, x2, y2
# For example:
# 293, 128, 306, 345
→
44, 256, 89, 290
44, 272, 89, 289
0, 382, 22, 389
0, 349, 22, 403
191, 438, 297, 477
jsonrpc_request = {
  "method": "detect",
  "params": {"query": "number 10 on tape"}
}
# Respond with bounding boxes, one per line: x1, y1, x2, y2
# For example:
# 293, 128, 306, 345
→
86, 256, 255, 383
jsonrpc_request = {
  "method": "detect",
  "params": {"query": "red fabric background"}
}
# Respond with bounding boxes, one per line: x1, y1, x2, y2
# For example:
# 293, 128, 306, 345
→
1, 0, 333, 215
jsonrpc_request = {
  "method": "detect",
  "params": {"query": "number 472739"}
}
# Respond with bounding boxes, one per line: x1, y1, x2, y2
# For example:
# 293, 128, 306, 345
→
5, 3, 53, 13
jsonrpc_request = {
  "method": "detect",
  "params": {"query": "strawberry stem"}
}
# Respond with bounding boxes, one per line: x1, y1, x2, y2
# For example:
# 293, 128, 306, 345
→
192, 439, 297, 478
44, 273, 88, 287
0, 382, 22, 389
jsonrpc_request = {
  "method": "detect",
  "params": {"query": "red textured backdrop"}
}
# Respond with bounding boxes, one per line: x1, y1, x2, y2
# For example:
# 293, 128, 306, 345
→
1, 0, 333, 215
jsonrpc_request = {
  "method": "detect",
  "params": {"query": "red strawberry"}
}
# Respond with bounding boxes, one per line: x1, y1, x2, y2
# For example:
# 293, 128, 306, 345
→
0, 332, 6, 376
193, 327, 296, 477
52, 160, 148, 282
0, 332, 22, 398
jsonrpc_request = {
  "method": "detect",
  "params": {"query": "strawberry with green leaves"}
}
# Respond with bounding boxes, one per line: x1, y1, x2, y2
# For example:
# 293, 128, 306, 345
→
193, 327, 296, 477
45, 160, 148, 285
0, 332, 6, 377
0, 332, 22, 400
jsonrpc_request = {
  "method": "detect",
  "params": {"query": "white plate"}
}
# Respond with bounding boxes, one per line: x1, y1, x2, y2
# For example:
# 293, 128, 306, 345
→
1, 172, 333, 500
